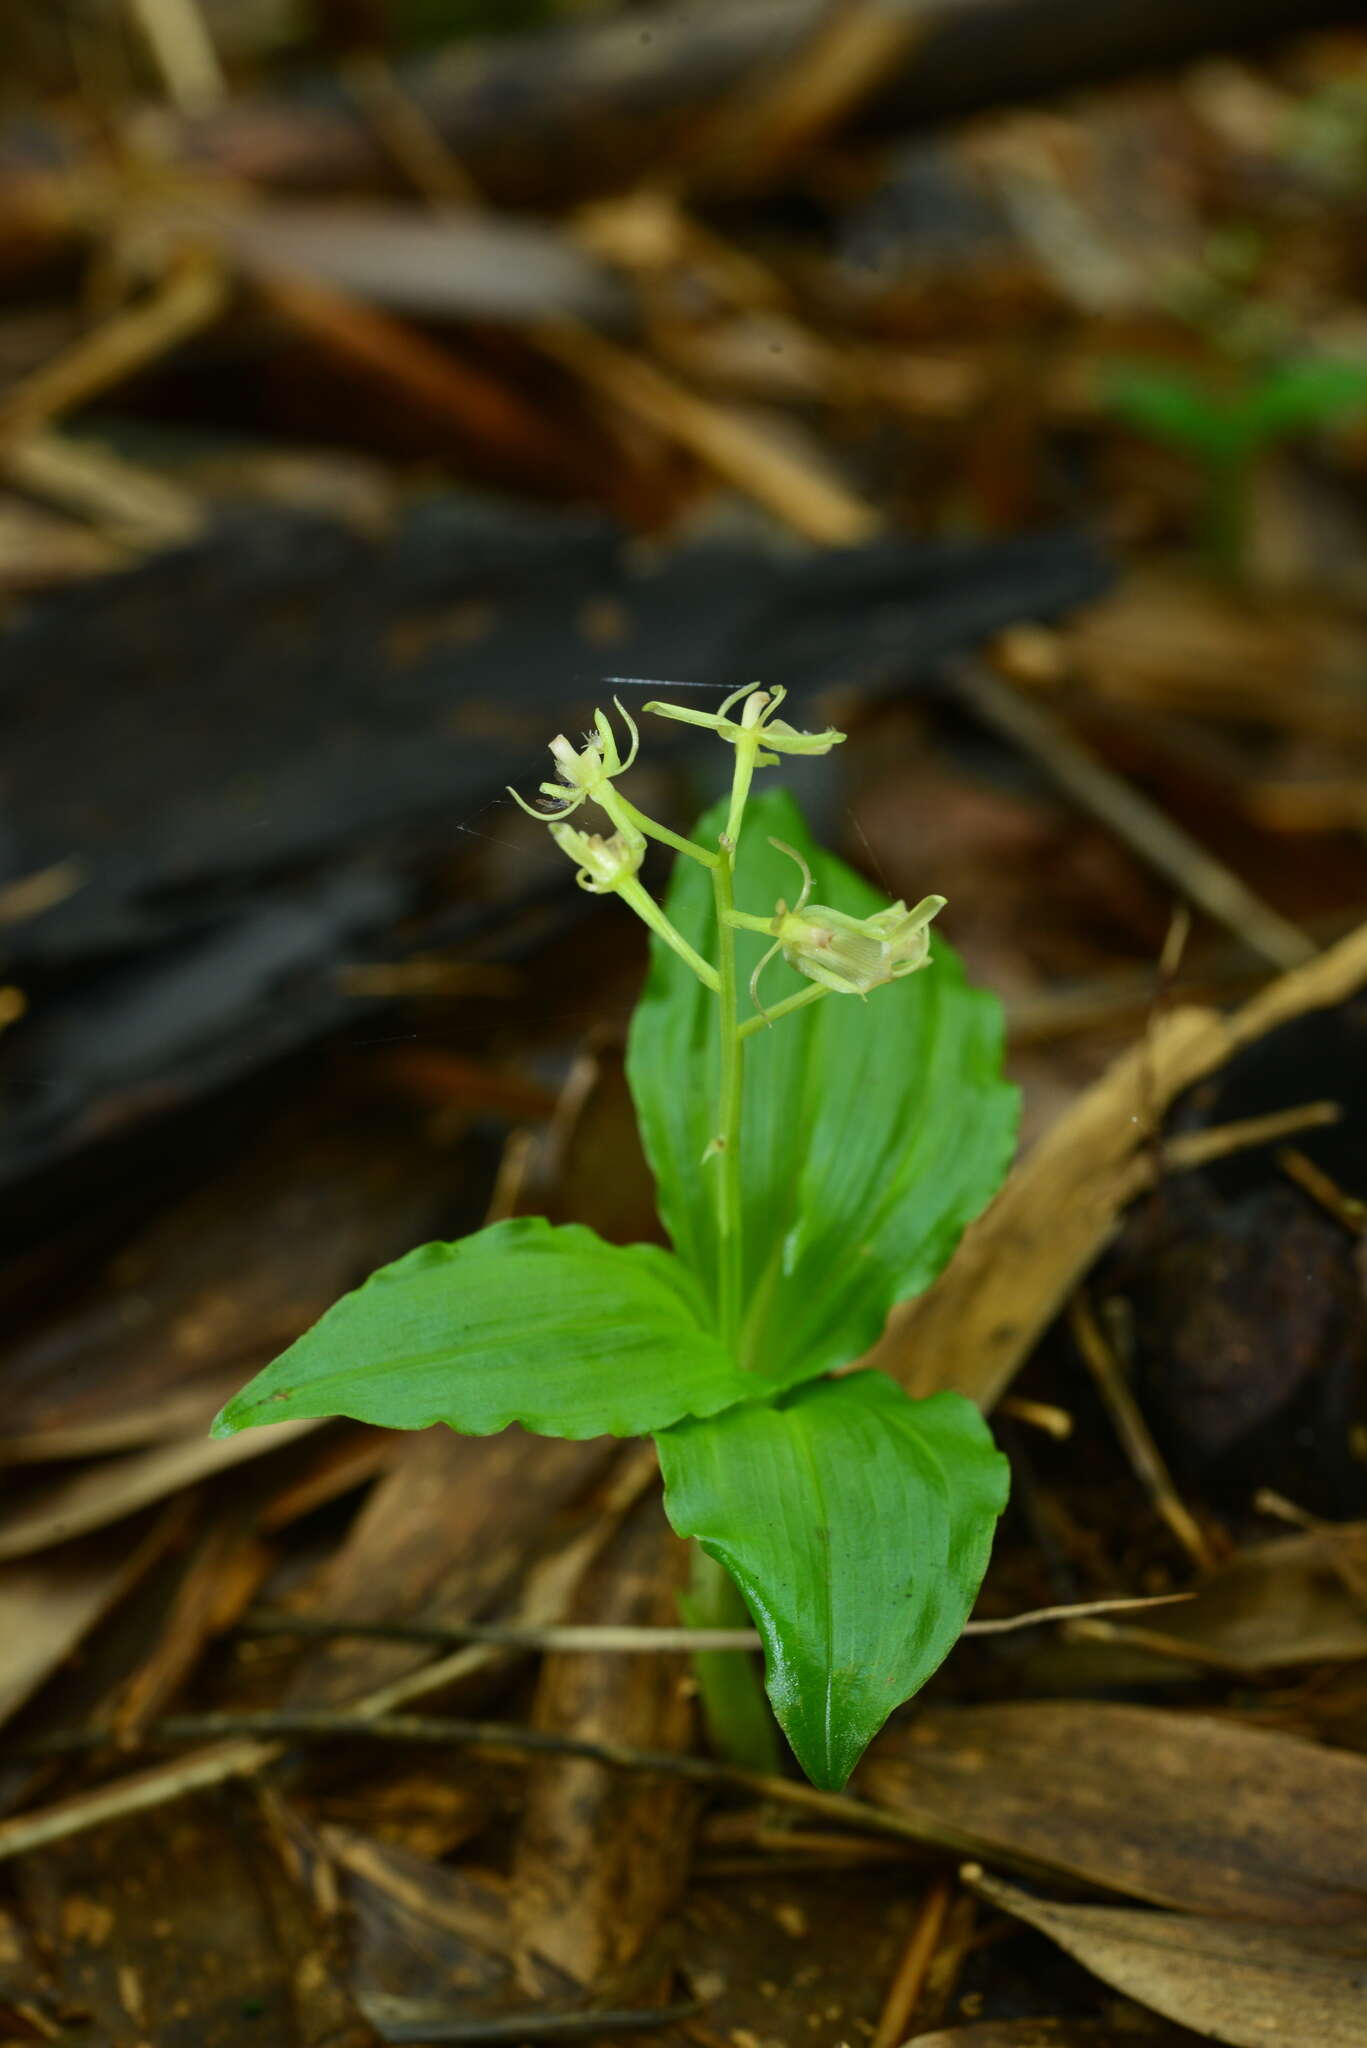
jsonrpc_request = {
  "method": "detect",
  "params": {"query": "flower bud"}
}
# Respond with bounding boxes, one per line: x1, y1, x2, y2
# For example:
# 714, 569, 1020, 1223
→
776, 894, 944, 995
548, 821, 646, 895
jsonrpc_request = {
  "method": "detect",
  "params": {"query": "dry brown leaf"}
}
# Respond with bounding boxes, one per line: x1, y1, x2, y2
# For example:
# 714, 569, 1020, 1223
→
870, 918, 1367, 1408
285, 1428, 616, 1707
0, 1511, 174, 1727
0, 1422, 321, 1563
1080, 1524, 1367, 1674
861, 1704, 1367, 1923
968, 1870, 1367, 2048
512, 1493, 696, 1992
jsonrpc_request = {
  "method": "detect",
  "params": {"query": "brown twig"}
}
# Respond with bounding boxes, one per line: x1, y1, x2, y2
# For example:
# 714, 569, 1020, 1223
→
11, 1709, 1010, 1851
0, 257, 228, 446
953, 660, 1316, 971
380, 2002, 701, 2044
125, 0, 226, 111
235, 1593, 1191, 1658
1278, 1147, 1367, 1234
1155, 1100, 1341, 1176
536, 317, 879, 545
340, 50, 482, 207
1069, 1289, 1218, 1572
871, 1874, 954, 2048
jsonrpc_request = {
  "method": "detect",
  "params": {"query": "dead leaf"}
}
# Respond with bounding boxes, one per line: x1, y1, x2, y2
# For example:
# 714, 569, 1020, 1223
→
0, 1421, 321, 1563
968, 1870, 1367, 2048
1077, 1523, 1367, 1674
285, 1428, 617, 1707
0, 1510, 173, 1728
870, 918, 1367, 1408
512, 1492, 696, 1991
861, 1703, 1367, 1923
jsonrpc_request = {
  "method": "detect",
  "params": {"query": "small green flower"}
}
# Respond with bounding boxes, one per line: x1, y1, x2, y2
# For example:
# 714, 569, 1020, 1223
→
645, 682, 844, 767
509, 699, 640, 820
747, 839, 944, 1015
549, 820, 646, 895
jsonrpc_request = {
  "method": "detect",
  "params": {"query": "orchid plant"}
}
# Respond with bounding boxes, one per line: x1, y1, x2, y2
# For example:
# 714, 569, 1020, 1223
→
213, 684, 1017, 1789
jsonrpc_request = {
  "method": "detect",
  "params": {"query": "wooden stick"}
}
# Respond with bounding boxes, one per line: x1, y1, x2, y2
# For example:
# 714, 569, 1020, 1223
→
1069, 1290, 1218, 1572
125, 0, 226, 112
0, 258, 227, 446
537, 317, 879, 545
871, 1874, 953, 2048
681, 0, 925, 191
954, 660, 1316, 972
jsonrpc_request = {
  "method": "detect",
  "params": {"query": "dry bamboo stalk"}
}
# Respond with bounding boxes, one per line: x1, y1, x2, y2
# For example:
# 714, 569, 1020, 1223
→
538, 317, 879, 544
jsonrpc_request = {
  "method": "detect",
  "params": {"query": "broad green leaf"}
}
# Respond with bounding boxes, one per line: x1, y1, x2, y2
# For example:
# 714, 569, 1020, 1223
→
626, 789, 1016, 1389
657, 1369, 1009, 1789
211, 1218, 755, 1443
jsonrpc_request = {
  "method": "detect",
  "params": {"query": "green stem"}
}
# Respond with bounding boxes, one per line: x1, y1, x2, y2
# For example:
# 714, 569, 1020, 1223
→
720, 907, 777, 935
681, 1548, 781, 1776
737, 981, 830, 1040
1202, 446, 1253, 581
611, 794, 719, 869
711, 850, 744, 1350
617, 877, 720, 992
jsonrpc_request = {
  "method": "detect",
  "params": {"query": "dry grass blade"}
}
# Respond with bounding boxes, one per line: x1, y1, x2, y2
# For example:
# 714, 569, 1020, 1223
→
965, 1869, 1367, 2048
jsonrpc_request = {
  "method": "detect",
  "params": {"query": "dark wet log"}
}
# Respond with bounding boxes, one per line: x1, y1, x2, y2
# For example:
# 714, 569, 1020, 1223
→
136, 0, 1367, 203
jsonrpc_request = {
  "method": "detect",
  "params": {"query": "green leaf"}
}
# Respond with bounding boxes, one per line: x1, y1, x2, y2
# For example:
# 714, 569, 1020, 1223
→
1104, 365, 1245, 462
657, 1370, 1009, 1789
626, 789, 1017, 1390
1240, 357, 1367, 440
210, 1218, 755, 1443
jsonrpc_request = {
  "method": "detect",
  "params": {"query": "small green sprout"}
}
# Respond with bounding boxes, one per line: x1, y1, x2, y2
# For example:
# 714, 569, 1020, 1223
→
1106, 353, 1367, 577
214, 684, 1016, 1789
